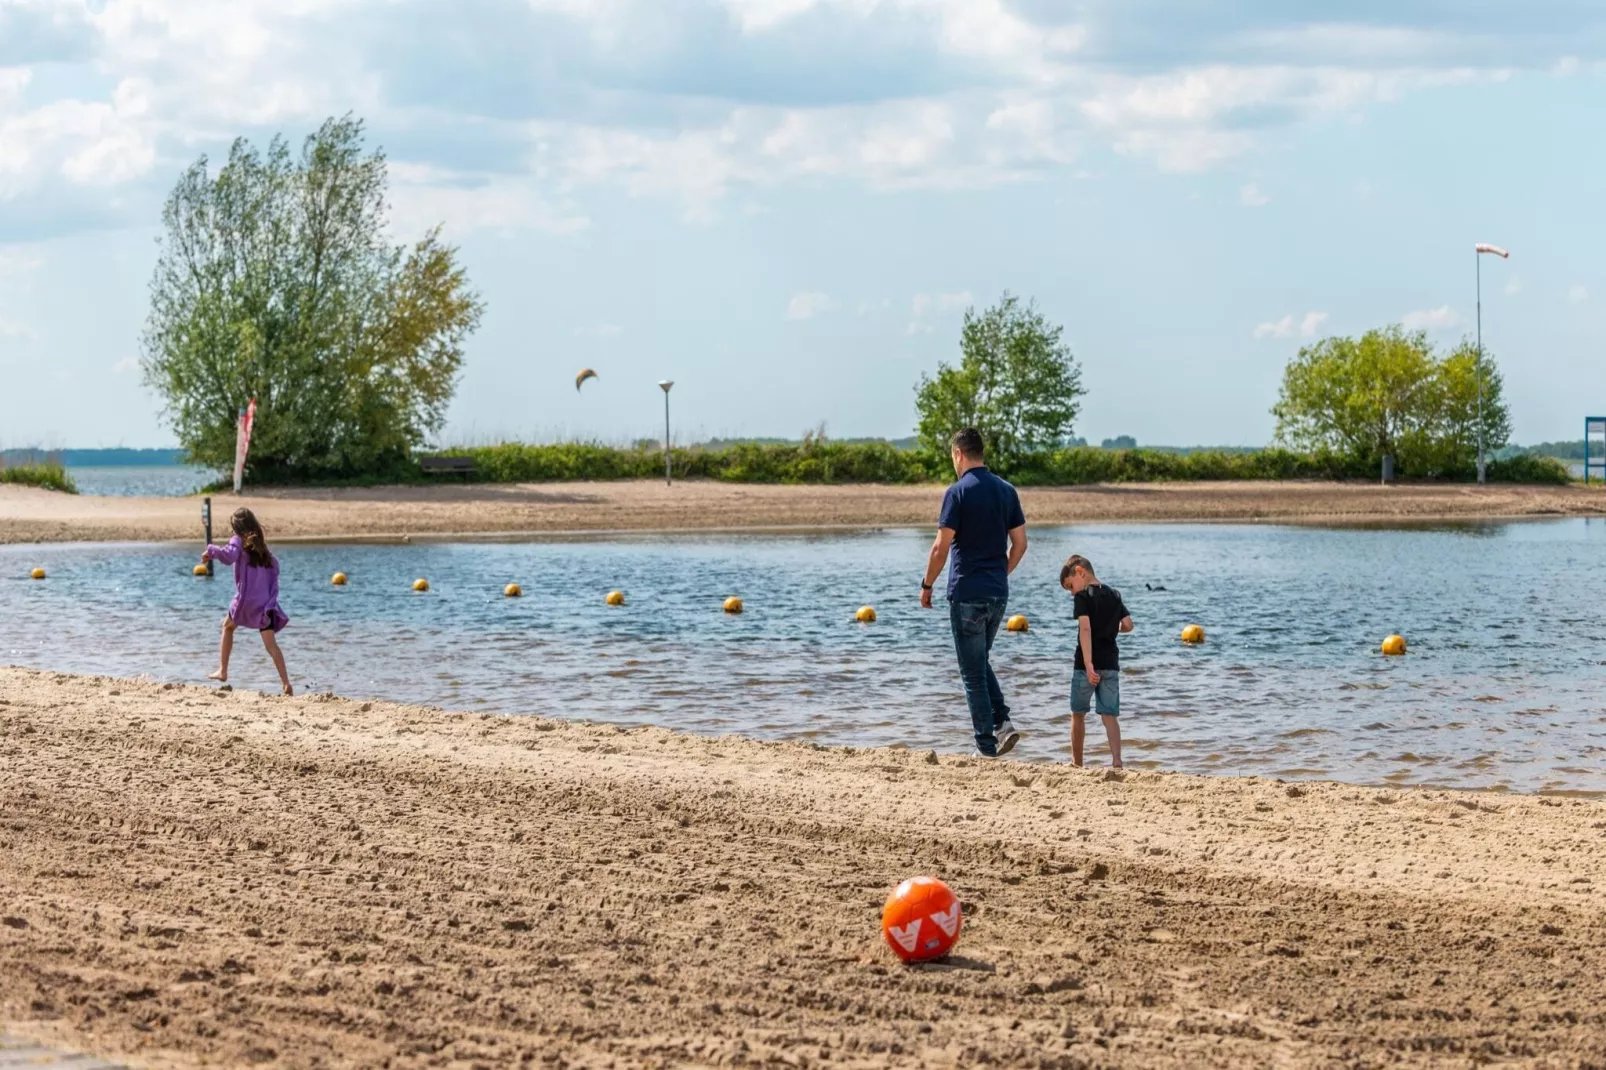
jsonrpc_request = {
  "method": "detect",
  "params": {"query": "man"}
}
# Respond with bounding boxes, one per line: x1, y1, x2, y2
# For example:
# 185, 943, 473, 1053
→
919, 428, 1028, 757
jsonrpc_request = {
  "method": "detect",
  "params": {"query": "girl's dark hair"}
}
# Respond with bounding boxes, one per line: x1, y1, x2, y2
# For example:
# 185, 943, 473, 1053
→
231, 508, 274, 569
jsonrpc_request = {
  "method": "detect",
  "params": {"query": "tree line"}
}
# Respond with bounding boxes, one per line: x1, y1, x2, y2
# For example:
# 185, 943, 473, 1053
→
143, 116, 1548, 485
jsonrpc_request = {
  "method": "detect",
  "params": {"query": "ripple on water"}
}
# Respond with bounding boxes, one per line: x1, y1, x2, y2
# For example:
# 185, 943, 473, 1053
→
4, 521, 1606, 793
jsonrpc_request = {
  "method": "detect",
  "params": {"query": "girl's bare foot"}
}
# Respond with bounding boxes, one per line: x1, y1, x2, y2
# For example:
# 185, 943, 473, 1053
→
208, 670, 227, 682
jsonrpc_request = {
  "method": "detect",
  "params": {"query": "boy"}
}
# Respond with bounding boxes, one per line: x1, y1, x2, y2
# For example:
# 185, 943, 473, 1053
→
1060, 554, 1133, 768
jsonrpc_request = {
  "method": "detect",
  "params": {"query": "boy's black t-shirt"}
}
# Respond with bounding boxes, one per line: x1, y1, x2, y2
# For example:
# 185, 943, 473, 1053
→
1072, 583, 1129, 672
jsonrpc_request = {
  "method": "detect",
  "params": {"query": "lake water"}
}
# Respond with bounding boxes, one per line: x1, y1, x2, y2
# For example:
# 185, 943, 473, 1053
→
67, 465, 214, 497
4, 521, 1605, 794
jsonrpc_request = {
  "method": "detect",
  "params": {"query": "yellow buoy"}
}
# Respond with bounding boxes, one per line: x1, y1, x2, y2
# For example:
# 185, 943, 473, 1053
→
29, 567, 46, 580
1381, 634, 1407, 656
193, 564, 209, 577
332, 572, 348, 586
855, 605, 877, 623
1005, 614, 1029, 633
1181, 624, 1205, 644
413, 578, 430, 593
605, 590, 626, 606
723, 596, 744, 614
504, 583, 522, 598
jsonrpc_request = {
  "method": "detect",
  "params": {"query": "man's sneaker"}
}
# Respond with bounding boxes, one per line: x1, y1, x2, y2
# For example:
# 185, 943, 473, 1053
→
972, 745, 998, 759
995, 721, 1022, 756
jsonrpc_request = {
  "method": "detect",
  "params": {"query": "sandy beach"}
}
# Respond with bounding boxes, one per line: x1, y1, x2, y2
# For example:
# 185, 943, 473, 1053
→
2, 479, 1603, 545
2, 668, 1603, 1068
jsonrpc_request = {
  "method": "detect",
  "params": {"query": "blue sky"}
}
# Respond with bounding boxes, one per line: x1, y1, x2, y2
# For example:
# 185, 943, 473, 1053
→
1, 0, 1603, 449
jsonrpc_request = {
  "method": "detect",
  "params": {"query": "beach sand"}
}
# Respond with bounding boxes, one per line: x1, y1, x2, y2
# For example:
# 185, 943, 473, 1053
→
2, 479, 1604, 545
2, 668, 1603, 1068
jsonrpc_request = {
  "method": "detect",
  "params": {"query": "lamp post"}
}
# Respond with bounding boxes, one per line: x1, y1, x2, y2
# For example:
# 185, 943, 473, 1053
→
658, 380, 674, 486
1474, 242, 1510, 484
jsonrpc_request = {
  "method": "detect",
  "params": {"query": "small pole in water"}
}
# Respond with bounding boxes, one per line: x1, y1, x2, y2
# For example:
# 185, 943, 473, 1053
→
658, 380, 675, 487
202, 496, 214, 577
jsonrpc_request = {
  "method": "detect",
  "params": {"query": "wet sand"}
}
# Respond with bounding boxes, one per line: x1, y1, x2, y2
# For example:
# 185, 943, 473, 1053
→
2, 479, 1603, 545
2, 668, 1603, 1068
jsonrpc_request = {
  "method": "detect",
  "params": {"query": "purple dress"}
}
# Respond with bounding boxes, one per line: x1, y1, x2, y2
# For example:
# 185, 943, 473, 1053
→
207, 536, 289, 633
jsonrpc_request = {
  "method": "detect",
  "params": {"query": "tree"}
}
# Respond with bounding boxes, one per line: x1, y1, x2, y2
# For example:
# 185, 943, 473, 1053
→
142, 116, 483, 481
913, 293, 1084, 472
1271, 326, 1511, 476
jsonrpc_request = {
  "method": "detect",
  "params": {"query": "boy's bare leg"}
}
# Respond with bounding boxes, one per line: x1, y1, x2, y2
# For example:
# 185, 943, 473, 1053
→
260, 630, 293, 695
1071, 713, 1086, 766
1101, 714, 1123, 768
208, 618, 235, 682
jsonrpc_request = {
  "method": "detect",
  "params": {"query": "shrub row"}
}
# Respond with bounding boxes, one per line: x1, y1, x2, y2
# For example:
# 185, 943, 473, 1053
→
0, 462, 78, 494
425, 443, 1573, 486
451, 441, 932, 484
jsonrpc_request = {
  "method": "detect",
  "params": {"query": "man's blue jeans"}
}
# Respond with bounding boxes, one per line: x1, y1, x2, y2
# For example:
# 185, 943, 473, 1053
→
949, 597, 1012, 755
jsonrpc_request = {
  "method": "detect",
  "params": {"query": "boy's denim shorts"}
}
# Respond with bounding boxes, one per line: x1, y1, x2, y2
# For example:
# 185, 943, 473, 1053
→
1070, 669, 1120, 716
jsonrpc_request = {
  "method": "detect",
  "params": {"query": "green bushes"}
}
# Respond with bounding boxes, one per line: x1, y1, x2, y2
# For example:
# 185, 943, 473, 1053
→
0, 462, 78, 494
447, 440, 934, 484
1009, 447, 1358, 485
1481, 454, 1572, 485
420, 441, 1573, 486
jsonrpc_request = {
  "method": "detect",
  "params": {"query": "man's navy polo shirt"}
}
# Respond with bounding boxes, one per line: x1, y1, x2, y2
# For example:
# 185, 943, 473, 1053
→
937, 466, 1025, 602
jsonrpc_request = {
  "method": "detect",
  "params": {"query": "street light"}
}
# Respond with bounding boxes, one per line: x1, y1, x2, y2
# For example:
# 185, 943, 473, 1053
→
1474, 242, 1510, 485
658, 380, 674, 486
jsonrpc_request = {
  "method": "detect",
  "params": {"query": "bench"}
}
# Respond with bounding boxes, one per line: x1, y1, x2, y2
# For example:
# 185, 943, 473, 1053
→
419, 455, 476, 478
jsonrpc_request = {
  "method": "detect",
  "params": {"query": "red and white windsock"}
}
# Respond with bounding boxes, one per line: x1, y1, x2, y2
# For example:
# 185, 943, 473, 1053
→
1475, 243, 1510, 258
233, 398, 257, 494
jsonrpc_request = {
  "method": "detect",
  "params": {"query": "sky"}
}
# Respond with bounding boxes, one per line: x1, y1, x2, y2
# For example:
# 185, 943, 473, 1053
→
2, 0, 1604, 450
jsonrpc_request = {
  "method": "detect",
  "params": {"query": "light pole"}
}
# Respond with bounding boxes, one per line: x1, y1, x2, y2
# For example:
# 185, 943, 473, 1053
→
658, 380, 674, 486
1474, 242, 1509, 484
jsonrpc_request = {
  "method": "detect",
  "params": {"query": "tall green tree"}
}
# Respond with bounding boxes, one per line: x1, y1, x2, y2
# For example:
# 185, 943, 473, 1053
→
141, 116, 484, 481
1272, 326, 1510, 475
913, 293, 1084, 472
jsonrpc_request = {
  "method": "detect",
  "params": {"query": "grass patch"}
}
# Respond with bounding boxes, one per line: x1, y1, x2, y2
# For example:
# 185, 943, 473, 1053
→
0, 462, 78, 494
215, 441, 1578, 489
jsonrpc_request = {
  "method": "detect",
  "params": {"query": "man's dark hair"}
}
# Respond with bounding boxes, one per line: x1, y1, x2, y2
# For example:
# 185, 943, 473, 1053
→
950, 428, 985, 460
1060, 554, 1093, 585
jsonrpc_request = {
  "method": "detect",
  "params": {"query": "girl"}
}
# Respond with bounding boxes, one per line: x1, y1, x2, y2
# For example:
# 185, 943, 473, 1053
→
203, 507, 293, 695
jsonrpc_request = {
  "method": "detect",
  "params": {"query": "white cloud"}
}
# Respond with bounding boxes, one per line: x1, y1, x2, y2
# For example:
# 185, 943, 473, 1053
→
0, 0, 1600, 232
111, 356, 139, 373
1401, 305, 1460, 330
1568, 284, 1590, 304
388, 164, 589, 237
1504, 275, 1523, 296
786, 290, 835, 320
573, 324, 622, 337
907, 290, 972, 333
1253, 310, 1327, 339
1254, 315, 1295, 339
1239, 182, 1269, 207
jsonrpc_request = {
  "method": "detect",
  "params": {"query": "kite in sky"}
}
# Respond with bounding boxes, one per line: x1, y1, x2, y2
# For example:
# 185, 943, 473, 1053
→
575, 368, 598, 391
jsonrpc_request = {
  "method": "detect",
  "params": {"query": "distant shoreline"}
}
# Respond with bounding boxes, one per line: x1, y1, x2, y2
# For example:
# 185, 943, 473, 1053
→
1, 448, 186, 467
2, 478, 1603, 546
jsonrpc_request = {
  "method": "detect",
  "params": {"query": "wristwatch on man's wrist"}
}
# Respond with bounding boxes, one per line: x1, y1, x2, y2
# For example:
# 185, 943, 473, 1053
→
920, 581, 933, 590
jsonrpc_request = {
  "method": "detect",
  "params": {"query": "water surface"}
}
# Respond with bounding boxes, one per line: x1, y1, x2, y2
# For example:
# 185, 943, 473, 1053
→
4, 520, 1604, 793
67, 465, 213, 497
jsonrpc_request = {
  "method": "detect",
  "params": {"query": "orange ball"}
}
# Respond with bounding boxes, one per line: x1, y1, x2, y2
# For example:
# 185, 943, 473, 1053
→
881, 876, 962, 964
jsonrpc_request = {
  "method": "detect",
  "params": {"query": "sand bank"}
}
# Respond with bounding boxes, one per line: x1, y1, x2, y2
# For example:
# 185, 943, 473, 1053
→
1, 668, 1603, 1068
2, 479, 1604, 545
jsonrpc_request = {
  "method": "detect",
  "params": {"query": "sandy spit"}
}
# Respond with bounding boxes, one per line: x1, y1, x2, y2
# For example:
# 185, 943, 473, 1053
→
2, 479, 1604, 546
1, 669, 1604, 1069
